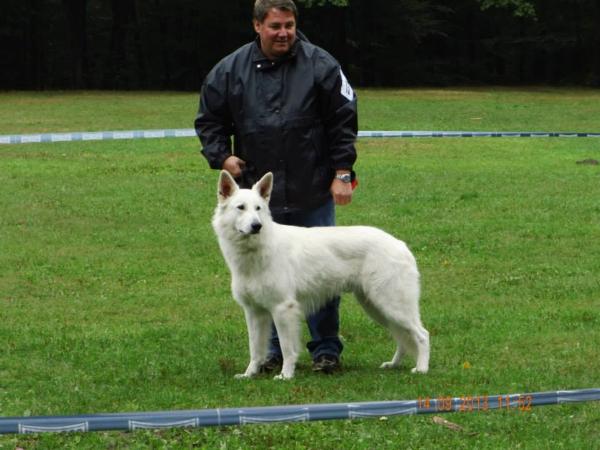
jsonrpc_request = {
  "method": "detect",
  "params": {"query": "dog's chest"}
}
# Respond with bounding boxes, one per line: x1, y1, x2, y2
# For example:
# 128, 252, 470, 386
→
232, 273, 283, 308
222, 247, 284, 307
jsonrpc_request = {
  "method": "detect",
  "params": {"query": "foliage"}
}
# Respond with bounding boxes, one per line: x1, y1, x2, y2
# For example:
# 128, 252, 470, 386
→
477, 0, 536, 17
298, 0, 348, 6
1, 1, 600, 88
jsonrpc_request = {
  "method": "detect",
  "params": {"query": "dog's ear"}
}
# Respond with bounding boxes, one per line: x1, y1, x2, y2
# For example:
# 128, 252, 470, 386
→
254, 172, 273, 202
218, 170, 238, 202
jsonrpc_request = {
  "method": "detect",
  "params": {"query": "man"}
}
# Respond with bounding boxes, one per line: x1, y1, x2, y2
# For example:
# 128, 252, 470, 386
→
195, 0, 357, 374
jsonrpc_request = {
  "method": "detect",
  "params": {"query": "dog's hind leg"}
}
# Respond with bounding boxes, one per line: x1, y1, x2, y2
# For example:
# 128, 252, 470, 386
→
355, 291, 408, 370
357, 291, 429, 373
354, 291, 405, 369
409, 324, 430, 374
388, 322, 429, 374
380, 329, 409, 369
271, 299, 303, 380
235, 307, 271, 379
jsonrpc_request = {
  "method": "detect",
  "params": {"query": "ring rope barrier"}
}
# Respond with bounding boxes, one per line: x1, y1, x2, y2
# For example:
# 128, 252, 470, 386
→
2, 129, 600, 144
1, 388, 598, 435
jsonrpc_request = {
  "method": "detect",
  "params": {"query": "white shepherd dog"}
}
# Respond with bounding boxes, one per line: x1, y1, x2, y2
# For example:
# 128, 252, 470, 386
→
212, 171, 430, 380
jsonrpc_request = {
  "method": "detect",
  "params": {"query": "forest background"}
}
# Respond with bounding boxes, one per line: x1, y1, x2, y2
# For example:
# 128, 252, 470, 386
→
2, 0, 599, 91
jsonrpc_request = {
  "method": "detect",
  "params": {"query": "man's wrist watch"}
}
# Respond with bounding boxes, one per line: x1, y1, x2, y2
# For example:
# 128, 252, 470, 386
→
335, 173, 352, 183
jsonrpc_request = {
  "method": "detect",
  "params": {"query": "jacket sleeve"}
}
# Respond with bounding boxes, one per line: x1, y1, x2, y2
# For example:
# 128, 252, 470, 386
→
318, 58, 358, 171
194, 65, 234, 170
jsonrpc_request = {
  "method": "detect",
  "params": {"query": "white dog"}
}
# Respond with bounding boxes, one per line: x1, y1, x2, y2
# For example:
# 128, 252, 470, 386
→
212, 171, 430, 380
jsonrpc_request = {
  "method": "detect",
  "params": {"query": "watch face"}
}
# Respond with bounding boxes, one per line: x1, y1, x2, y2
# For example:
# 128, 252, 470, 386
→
337, 174, 352, 183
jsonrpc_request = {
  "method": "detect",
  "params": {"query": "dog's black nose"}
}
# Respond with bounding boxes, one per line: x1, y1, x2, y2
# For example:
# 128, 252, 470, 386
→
250, 222, 262, 234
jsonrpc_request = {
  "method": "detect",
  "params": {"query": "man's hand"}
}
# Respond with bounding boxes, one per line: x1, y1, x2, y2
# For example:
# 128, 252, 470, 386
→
330, 174, 353, 206
222, 156, 246, 178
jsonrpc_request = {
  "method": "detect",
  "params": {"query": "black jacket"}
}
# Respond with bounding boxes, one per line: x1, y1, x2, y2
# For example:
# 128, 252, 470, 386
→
195, 33, 357, 213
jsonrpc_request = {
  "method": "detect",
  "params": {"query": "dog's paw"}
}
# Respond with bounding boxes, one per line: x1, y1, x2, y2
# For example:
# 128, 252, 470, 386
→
234, 373, 253, 379
411, 367, 428, 374
273, 373, 294, 380
379, 361, 398, 369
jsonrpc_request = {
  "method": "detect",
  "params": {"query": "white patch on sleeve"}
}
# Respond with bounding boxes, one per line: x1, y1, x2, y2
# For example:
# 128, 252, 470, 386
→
339, 70, 354, 101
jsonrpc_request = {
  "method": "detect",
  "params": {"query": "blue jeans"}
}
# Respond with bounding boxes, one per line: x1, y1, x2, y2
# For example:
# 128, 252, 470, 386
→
269, 198, 344, 360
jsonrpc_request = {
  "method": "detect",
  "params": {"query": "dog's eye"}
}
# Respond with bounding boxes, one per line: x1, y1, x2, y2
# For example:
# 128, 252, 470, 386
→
255, 206, 261, 211
237, 204, 245, 210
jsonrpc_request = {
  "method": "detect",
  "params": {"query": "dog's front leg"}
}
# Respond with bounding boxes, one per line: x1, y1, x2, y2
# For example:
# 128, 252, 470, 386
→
235, 307, 271, 379
271, 299, 303, 380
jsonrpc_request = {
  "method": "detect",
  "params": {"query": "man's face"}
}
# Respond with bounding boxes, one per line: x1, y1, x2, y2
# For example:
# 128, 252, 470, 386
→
253, 8, 297, 60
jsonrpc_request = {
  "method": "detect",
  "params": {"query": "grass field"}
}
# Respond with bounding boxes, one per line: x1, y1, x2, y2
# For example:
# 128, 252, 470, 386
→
1, 89, 599, 448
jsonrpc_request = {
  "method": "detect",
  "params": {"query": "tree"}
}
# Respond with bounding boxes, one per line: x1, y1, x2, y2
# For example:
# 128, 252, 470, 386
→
62, 0, 89, 88
477, 0, 536, 18
2, 0, 599, 89
298, 0, 348, 6
103, 0, 148, 89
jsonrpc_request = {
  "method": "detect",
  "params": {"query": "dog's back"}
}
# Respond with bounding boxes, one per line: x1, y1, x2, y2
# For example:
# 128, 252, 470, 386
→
274, 223, 418, 289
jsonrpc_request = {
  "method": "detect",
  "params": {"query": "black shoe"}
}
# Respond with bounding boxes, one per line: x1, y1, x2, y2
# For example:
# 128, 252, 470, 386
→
259, 355, 283, 373
312, 354, 341, 374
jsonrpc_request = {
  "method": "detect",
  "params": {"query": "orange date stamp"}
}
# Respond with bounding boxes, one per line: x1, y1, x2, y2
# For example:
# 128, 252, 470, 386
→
417, 394, 533, 413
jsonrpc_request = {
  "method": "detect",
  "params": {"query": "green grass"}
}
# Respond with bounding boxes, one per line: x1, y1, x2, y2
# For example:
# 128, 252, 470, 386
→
357, 87, 600, 132
1, 89, 599, 448
2, 87, 600, 135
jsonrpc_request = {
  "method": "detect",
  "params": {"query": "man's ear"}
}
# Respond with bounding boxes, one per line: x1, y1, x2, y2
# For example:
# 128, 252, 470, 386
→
218, 170, 238, 202
254, 172, 273, 202
253, 19, 261, 34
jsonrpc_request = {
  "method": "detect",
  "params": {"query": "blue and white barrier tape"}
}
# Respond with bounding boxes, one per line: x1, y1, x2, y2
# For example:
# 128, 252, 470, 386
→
358, 130, 600, 138
1, 388, 598, 435
0, 129, 196, 145
2, 129, 600, 145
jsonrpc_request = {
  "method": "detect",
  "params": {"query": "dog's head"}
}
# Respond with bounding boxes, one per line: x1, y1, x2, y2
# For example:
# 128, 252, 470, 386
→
213, 171, 273, 237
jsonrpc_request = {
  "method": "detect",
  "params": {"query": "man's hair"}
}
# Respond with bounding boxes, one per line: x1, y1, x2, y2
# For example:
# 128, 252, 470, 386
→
253, 0, 298, 22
